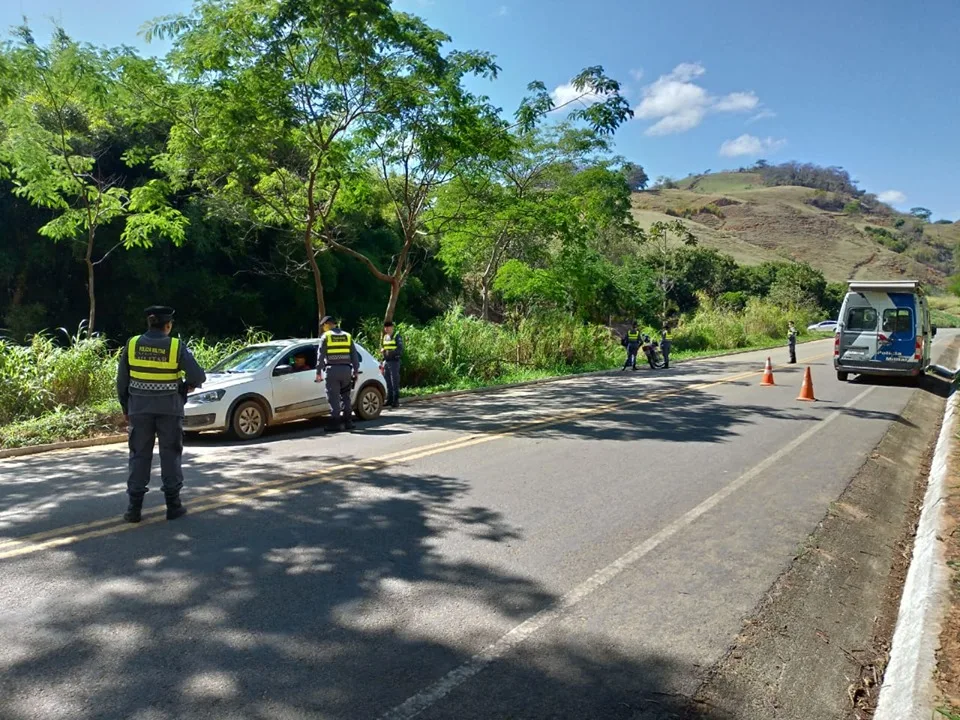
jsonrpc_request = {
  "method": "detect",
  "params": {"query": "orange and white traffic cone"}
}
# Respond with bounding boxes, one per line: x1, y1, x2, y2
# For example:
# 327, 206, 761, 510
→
761, 357, 775, 386
797, 367, 816, 401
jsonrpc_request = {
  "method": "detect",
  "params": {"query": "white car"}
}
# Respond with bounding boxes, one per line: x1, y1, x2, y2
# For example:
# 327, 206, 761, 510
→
184, 338, 387, 440
807, 320, 839, 333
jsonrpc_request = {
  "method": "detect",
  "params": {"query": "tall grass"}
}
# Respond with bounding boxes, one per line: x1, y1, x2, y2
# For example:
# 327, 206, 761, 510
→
361, 307, 622, 389
672, 298, 819, 352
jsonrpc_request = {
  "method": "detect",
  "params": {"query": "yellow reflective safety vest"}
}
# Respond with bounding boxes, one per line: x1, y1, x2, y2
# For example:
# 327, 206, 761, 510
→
382, 334, 398, 360
627, 331, 640, 342
127, 335, 183, 395
322, 330, 353, 364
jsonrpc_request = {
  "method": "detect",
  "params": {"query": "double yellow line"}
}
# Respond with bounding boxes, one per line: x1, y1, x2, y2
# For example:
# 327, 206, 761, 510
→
0, 352, 832, 562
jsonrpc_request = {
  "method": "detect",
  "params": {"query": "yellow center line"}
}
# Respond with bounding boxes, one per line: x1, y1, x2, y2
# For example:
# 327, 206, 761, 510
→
0, 351, 831, 561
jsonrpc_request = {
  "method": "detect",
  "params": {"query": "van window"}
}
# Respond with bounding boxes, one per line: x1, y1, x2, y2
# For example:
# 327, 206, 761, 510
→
882, 308, 913, 334
846, 307, 878, 332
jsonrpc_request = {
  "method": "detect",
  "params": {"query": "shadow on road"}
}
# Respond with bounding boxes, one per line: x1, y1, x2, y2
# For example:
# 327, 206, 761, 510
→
0, 460, 738, 720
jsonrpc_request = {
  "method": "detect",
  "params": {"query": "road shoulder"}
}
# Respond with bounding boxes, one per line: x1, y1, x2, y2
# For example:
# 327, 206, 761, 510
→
689, 351, 958, 719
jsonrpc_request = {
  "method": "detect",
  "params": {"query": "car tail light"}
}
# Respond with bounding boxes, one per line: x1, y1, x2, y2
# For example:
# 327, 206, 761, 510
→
915, 337, 923, 360
834, 334, 840, 357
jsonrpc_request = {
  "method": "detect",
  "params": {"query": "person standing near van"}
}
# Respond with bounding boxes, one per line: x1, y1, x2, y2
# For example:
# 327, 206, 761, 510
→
787, 321, 798, 364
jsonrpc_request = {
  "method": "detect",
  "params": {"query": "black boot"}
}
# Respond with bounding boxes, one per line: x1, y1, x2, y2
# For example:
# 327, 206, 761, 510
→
123, 495, 144, 523
324, 421, 343, 434
165, 493, 187, 521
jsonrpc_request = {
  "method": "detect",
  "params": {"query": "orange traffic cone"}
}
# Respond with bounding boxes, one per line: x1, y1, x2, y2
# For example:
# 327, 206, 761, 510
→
797, 367, 816, 401
761, 357, 775, 386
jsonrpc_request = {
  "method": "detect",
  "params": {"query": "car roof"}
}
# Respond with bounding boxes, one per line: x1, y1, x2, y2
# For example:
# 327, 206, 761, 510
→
247, 338, 370, 351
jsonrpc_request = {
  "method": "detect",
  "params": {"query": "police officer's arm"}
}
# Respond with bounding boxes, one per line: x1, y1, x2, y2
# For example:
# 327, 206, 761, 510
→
116, 348, 130, 416
350, 339, 361, 375
180, 344, 207, 390
316, 335, 328, 378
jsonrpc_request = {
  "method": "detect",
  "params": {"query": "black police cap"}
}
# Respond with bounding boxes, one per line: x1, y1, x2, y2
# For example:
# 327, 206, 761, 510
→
145, 305, 175, 321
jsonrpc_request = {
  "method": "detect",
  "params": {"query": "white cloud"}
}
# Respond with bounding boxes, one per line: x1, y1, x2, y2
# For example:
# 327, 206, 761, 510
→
713, 91, 759, 112
719, 134, 787, 157
878, 190, 907, 205
665, 62, 706, 83
748, 109, 777, 123
495, 4, 509, 16
551, 82, 603, 108
635, 63, 762, 136
629, 68, 644, 81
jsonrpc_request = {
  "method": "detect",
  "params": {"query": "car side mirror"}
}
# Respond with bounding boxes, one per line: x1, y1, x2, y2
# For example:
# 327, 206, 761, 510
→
932, 325, 938, 337
273, 365, 293, 377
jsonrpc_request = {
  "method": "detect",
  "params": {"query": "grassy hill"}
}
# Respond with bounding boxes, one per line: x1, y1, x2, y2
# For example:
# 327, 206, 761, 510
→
632, 171, 960, 289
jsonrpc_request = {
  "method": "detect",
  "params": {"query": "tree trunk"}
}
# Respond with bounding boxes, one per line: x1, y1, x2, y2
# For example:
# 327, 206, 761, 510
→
384, 277, 401, 324
304, 227, 325, 336
481, 281, 490, 321
85, 233, 96, 334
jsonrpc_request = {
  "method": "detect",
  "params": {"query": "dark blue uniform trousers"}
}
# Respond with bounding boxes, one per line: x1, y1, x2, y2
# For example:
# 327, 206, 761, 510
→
128, 414, 184, 498
325, 365, 354, 423
384, 359, 401, 405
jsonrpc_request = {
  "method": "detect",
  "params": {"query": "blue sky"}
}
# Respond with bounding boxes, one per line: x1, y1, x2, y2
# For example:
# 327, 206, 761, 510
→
4, 0, 957, 219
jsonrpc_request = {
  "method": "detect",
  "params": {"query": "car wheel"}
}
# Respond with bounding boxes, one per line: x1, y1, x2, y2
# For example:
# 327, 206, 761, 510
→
355, 385, 384, 421
836, 371, 849, 382
230, 400, 267, 440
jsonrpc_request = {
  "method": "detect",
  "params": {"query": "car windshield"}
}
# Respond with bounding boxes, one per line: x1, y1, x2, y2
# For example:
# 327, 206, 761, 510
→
210, 345, 286, 373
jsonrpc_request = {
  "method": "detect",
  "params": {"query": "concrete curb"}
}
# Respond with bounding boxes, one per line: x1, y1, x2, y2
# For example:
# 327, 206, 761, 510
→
0, 338, 828, 460
0, 433, 128, 460
874, 385, 958, 720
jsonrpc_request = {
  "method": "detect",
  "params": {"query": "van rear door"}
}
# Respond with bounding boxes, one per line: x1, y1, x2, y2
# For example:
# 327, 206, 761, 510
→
839, 301, 879, 362
877, 293, 917, 363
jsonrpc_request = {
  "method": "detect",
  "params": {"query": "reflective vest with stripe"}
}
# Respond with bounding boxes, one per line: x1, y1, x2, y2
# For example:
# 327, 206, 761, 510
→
627, 331, 640, 342
382, 334, 399, 360
323, 330, 353, 364
127, 335, 182, 395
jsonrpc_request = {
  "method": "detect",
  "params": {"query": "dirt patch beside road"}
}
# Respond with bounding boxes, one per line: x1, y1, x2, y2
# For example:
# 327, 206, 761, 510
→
687, 349, 957, 719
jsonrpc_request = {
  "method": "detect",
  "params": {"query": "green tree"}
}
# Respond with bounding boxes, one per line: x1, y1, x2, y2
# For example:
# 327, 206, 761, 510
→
0, 27, 187, 332
147, 0, 456, 333
645, 220, 697, 324
325, 47, 504, 322
910, 207, 932, 222
620, 161, 649, 191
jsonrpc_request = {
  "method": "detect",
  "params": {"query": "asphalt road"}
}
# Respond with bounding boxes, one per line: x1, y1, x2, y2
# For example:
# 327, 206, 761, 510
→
0, 335, 955, 720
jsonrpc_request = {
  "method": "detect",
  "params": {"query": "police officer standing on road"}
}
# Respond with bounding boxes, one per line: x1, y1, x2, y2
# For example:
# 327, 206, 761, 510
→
787, 320, 798, 364
622, 322, 641, 371
380, 320, 404, 408
660, 328, 672, 369
315, 315, 361, 433
117, 306, 206, 523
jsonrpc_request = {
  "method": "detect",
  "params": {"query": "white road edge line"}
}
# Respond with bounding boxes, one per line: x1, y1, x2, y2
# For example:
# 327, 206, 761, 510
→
379, 386, 877, 720
874, 386, 958, 720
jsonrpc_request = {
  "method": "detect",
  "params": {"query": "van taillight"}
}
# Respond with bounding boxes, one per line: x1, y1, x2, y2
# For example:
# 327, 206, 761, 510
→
834, 335, 840, 357
915, 337, 923, 360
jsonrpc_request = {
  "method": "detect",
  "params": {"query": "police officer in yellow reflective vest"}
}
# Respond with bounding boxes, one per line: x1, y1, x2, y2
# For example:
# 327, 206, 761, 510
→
380, 320, 404, 408
116, 306, 206, 523
315, 315, 360, 433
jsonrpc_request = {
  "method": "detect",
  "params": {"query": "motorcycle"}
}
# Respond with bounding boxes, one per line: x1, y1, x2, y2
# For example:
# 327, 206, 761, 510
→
641, 336, 665, 370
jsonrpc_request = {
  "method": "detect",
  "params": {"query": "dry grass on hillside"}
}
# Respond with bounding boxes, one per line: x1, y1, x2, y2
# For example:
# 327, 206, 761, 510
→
633, 174, 959, 286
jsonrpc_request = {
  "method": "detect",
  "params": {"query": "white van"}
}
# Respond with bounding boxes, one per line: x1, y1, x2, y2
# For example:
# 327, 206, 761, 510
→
834, 280, 936, 383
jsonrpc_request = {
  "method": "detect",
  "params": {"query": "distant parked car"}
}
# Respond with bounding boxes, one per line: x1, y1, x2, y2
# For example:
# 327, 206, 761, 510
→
807, 320, 838, 333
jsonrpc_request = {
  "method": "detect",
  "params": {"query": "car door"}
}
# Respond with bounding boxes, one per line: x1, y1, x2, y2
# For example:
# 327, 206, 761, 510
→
270, 344, 328, 420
